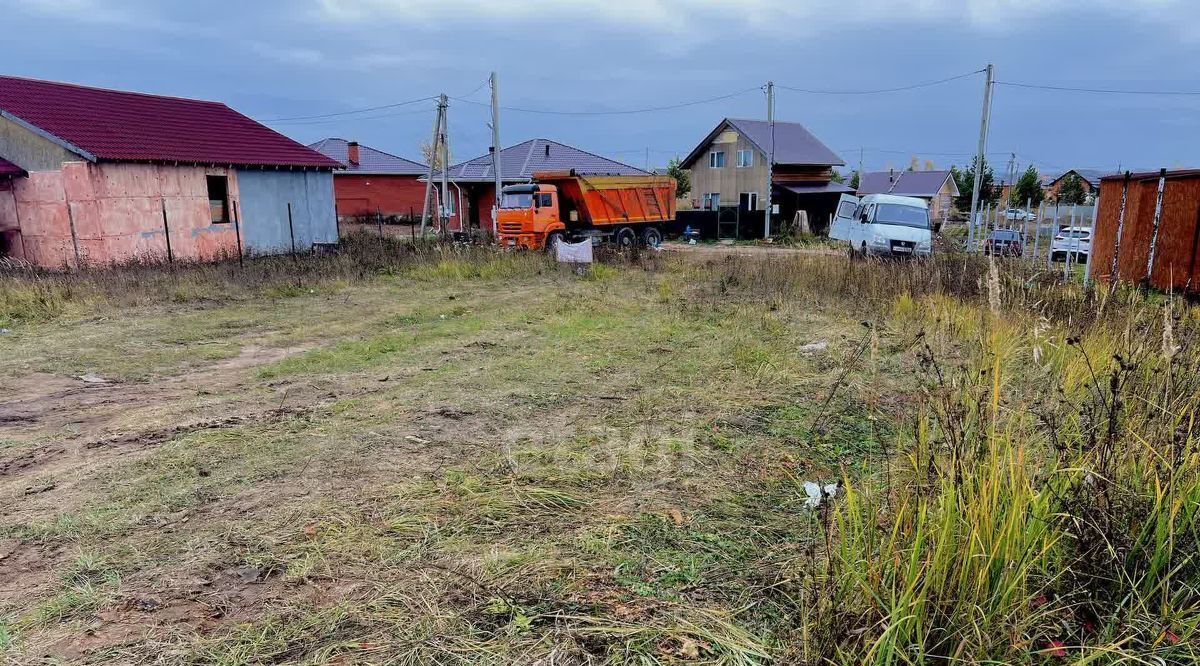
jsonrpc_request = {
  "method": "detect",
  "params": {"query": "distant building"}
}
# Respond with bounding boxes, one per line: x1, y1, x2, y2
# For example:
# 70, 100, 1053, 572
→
433, 138, 645, 232
680, 118, 848, 234
857, 170, 960, 224
309, 138, 427, 221
0, 75, 339, 267
1044, 168, 1109, 203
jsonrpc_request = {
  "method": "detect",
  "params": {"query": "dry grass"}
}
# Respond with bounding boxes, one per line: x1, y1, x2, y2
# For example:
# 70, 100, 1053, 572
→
1, 242, 1197, 664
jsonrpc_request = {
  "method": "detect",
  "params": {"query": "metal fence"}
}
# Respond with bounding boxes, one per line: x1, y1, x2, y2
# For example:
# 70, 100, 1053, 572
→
964, 200, 1099, 282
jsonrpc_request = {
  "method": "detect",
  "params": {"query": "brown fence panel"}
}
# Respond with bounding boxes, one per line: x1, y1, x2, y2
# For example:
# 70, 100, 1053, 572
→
1092, 178, 1125, 284
1117, 177, 1156, 282
1149, 175, 1200, 292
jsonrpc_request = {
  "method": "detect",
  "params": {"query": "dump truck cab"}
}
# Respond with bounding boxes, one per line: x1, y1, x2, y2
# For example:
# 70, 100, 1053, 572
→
498, 183, 566, 250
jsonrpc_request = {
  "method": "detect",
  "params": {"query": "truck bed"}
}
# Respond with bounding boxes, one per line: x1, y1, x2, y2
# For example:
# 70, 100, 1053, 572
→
533, 171, 675, 227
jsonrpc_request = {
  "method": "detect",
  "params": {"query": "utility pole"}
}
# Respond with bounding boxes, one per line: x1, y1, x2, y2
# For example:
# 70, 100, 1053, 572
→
858, 147, 864, 184
489, 72, 502, 238
420, 95, 447, 235
966, 63, 994, 252
1006, 153, 1016, 211
763, 81, 775, 239
439, 95, 451, 237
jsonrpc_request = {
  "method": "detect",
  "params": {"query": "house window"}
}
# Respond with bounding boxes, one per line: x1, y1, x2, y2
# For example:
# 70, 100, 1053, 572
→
739, 192, 758, 210
708, 151, 726, 168
736, 150, 753, 168
206, 176, 229, 223
704, 193, 721, 210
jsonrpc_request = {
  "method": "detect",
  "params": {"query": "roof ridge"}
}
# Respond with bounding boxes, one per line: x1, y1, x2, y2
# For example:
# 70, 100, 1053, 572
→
358, 142, 426, 167
447, 138, 536, 169
0, 74, 226, 106
535, 137, 646, 174
308, 137, 423, 167
726, 116, 813, 126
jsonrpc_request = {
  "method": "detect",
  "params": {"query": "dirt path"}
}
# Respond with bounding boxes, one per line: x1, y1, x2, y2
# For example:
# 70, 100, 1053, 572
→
0, 342, 320, 523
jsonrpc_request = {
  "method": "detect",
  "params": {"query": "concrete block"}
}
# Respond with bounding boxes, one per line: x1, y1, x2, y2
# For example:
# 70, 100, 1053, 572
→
15, 172, 65, 204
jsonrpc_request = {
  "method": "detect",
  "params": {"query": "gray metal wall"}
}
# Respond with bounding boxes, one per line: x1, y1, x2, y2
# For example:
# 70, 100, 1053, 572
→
236, 170, 337, 254
0, 115, 81, 171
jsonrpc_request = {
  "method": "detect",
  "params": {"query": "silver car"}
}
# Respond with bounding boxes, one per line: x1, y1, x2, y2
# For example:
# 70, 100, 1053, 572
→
1002, 208, 1036, 222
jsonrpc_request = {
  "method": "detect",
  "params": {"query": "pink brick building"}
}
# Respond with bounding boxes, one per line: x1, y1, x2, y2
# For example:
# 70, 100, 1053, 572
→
0, 75, 340, 268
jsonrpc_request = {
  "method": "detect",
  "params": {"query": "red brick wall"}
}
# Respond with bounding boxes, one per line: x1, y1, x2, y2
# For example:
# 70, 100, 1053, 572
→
333, 174, 425, 219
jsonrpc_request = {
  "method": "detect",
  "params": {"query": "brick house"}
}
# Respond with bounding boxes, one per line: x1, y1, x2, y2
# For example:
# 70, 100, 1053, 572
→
1044, 169, 1107, 203
0, 75, 339, 267
308, 138, 427, 221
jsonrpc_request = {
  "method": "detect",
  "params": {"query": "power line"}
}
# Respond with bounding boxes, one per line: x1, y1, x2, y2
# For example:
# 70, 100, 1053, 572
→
455, 77, 490, 101
606, 148, 681, 154
262, 95, 435, 122
840, 146, 1010, 157
264, 107, 432, 127
997, 81, 1200, 96
777, 69, 984, 95
450, 86, 761, 116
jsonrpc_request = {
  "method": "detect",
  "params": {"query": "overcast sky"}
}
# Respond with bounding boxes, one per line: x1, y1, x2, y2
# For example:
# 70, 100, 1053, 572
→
9, 0, 1200, 178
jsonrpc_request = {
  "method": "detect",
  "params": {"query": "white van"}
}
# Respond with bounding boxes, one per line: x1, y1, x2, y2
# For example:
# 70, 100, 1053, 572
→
830, 193, 933, 257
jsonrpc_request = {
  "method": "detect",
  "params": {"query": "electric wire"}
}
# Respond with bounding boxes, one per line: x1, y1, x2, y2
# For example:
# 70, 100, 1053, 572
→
261, 95, 436, 122
997, 81, 1200, 96
777, 69, 985, 95
450, 86, 762, 116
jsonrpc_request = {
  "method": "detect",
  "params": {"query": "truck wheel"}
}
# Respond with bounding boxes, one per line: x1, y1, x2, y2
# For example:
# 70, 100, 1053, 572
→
545, 232, 563, 252
615, 227, 637, 249
641, 226, 662, 248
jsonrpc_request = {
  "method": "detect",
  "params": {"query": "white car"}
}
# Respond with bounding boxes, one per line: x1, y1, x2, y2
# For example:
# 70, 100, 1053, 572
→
1050, 226, 1091, 262
830, 193, 933, 257
1002, 208, 1036, 222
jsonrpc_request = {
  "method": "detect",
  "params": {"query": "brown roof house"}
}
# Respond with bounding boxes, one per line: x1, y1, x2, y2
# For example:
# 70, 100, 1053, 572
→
1044, 169, 1109, 204
680, 118, 848, 236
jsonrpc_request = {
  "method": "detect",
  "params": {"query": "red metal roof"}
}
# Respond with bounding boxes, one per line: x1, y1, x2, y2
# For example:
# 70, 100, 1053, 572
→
0, 157, 25, 177
0, 75, 339, 169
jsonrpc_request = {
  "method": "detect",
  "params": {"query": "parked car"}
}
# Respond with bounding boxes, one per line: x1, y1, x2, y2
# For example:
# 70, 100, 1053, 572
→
984, 228, 1023, 257
1001, 208, 1037, 222
830, 193, 933, 258
1050, 226, 1092, 262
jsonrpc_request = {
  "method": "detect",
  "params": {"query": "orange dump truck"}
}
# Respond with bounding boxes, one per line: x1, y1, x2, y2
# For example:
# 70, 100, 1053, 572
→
496, 170, 676, 250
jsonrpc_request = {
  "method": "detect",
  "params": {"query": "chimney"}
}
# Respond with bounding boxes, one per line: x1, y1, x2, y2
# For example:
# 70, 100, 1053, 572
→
347, 141, 360, 166
544, 143, 550, 157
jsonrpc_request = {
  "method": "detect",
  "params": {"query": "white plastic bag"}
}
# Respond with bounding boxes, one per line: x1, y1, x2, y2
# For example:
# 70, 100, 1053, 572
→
554, 238, 593, 264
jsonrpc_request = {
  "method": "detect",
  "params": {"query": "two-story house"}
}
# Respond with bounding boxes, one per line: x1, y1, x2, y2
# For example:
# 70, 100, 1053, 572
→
680, 117, 848, 234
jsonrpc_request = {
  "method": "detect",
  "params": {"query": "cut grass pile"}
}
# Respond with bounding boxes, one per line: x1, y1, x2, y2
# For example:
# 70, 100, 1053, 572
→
0, 240, 1197, 664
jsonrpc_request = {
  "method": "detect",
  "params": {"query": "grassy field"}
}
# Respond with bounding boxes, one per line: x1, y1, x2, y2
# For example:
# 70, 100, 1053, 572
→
1, 237, 1197, 664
